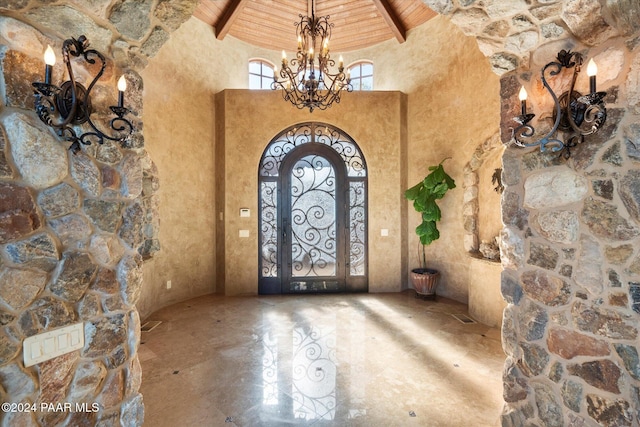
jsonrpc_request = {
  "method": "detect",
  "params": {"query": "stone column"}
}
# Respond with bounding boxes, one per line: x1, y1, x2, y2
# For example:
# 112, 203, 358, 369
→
0, 1, 195, 425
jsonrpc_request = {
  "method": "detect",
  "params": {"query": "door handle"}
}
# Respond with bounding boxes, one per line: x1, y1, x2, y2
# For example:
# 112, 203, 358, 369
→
282, 219, 287, 245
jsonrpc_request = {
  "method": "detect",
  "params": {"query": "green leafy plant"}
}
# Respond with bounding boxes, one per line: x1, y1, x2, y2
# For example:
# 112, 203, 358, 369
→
404, 158, 456, 268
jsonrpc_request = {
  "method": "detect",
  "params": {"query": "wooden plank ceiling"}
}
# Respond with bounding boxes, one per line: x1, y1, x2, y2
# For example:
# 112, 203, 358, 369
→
194, 0, 437, 52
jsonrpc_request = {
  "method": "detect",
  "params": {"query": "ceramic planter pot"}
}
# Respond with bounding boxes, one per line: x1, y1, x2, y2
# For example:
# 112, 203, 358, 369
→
410, 268, 439, 298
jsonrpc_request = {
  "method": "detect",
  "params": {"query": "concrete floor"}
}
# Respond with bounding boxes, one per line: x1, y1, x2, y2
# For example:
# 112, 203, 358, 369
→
139, 292, 505, 426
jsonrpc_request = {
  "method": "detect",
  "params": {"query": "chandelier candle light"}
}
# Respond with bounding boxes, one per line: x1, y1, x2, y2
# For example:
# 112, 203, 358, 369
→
32, 35, 134, 154
511, 50, 607, 159
272, 0, 352, 112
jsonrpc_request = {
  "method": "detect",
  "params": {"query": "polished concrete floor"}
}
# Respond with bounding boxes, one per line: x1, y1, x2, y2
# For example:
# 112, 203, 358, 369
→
139, 292, 505, 426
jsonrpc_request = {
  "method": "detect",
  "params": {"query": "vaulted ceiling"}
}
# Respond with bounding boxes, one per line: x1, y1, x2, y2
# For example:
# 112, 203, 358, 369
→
194, 0, 437, 52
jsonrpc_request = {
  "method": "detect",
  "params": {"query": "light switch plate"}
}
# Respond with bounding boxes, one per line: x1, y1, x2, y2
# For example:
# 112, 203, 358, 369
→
381, 229, 389, 236
239, 229, 250, 238
23, 322, 84, 367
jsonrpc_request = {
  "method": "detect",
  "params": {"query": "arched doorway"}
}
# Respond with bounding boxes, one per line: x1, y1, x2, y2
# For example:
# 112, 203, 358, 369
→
258, 123, 368, 294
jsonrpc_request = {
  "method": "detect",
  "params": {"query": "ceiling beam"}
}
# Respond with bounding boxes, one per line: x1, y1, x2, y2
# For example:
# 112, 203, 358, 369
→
371, 0, 406, 43
215, 0, 249, 40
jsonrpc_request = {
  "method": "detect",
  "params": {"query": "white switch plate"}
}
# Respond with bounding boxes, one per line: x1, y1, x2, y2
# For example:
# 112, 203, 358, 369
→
167, 280, 172, 289
23, 322, 84, 367
381, 229, 389, 236
239, 229, 250, 238
240, 208, 250, 217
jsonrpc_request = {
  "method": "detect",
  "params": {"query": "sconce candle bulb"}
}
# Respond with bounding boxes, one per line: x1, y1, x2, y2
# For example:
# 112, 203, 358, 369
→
587, 58, 597, 94
518, 86, 528, 115
117, 75, 126, 108
43, 45, 56, 84
32, 35, 134, 154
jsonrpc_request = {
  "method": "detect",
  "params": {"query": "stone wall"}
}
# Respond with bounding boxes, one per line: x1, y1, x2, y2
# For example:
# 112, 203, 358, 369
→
0, 1, 195, 425
424, 0, 640, 424
499, 35, 640, 427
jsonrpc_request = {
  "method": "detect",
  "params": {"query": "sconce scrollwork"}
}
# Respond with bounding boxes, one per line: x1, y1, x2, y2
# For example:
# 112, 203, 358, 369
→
32, 35, 134, 154
511, 49, 607, 159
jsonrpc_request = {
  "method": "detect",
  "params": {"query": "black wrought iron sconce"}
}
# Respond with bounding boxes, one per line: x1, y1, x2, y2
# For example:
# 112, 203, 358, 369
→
32, 35, 134, 154
512, 50, 607, 159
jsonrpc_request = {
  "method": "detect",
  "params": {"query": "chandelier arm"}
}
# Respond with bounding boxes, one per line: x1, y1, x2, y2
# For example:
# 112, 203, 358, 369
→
511, 60, 565, 151
512, 124, 565, 153
57, 125, 84, 154
581, 103, 607, 135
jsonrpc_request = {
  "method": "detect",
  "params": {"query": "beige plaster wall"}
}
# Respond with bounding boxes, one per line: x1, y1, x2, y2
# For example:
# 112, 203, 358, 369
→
478, 148, 504, 243
139, 18, 248, 318
342, 17, 502, 302
277, 16, 504, 304
469, 258, 505, 327
140, 17, 305, 316
140, 14, 504, 313
359, 16, 502, 302
217, 90, 407, 295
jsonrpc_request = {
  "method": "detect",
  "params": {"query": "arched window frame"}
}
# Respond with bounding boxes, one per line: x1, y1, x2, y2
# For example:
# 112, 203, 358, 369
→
249, 58, 276, 89
347, 61, 374, 91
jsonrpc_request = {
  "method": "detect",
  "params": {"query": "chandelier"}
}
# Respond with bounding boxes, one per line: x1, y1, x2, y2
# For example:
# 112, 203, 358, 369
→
272, 0, 352, 112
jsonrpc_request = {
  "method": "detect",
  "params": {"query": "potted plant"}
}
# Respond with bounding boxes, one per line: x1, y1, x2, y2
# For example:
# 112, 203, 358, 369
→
404, 158, 456, 298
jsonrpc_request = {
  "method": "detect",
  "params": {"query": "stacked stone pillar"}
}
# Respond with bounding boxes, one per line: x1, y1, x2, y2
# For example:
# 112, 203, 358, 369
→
0, 1, 195, 426
421, 0, 640, 424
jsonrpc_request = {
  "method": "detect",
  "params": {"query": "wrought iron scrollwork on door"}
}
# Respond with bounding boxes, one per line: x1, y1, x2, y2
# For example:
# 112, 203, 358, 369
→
258, 122, 368, 294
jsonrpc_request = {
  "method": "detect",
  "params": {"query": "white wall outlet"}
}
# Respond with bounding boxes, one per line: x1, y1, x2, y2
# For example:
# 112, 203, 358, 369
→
240, 208, 250, 217
23, 322, 84, 367
381, 229, 389, 236
239, 229, 250, 238
167, 280, 172, 289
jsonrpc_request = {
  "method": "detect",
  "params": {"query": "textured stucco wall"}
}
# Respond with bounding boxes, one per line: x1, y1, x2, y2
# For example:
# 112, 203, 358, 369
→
478, 148, 504, 243
469, 258, 504, 327
139, 18, 221, 318
139, 18, 282, 317
217, 89, 407, 295
140, 14, 503, 311
406, 18, 501, 302
309, 17, 503, 303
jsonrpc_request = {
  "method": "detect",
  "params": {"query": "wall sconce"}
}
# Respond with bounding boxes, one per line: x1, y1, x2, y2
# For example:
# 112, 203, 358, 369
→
512, 50, 607, 159
32, 35, 134, 154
